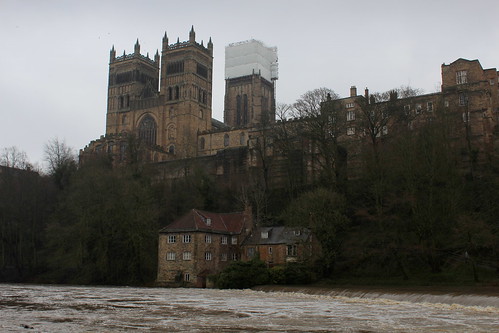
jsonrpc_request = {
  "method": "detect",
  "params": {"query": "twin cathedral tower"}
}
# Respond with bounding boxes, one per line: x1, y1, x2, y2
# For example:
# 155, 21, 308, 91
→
88, 27, 278, 162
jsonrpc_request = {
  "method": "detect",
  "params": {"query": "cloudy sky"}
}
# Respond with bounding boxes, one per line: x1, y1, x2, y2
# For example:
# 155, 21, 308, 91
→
1, 0, 498, 167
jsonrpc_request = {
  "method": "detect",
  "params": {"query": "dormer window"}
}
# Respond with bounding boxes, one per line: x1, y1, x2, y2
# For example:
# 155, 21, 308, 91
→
206, 218, 211, 226
294, 230, 301, 236
261, 231, 269, 239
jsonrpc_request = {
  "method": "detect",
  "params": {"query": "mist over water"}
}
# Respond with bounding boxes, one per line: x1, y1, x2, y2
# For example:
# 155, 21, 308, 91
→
1, 284, 498, 332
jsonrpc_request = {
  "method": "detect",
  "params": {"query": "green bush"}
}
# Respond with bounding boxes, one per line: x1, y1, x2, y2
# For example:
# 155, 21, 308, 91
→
215, 259, 269, 289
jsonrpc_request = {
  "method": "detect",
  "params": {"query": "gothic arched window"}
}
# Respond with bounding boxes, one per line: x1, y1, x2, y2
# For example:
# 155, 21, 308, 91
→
236, 95, 242, 126
243, 94, 248, 125
138, 115, 157, 146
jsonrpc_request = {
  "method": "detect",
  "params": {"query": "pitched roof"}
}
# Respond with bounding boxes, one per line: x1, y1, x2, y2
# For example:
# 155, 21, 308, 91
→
243, 226, 311, 245
159, 209, 247, 234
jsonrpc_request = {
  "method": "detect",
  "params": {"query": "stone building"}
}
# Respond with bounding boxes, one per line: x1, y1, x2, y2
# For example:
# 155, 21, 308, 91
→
156, 207, 320, 287
240, 226, 321, 267
157, 207, 253, 287
80, 27, 498, 191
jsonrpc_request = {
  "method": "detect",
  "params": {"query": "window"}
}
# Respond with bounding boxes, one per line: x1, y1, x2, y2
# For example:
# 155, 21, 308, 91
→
175, 86, 180, 100
239, 132, 245, 145
456, 70, 468, 84
427, 102, 433, 112
199, 137, 205, 150
345, 102, 355, 108
199, 109, 204, 119
221, 253, 227, 261
166, 252, 176, 261
196, 63, 208, 79
167, 235, 176, 243
231, 236, 238, 245
205, 252, 212, 261
261, 231, 269, 239
268, 247, 273, 254
247, 247, 255, 258
459, 93, 468, 106
184, 273, 190, 282
221, 236, 228, 244
286, 245, 297, 256
231, 253, 238, 261
347, 127, 355, 136
415, 104, 422, 114
444, 100, 449, 107
169, 145, 175, 154
382, 125, 388, 135
183, 251, 191, 260
205, 234, 212, 243
138, 115, 157, 146
206, 218, 211, 226
167, 61, 184, 75
224, 134, 229, 147
183, 235, 191, 243
462, 112, 470, 123
347, 111, 355, 121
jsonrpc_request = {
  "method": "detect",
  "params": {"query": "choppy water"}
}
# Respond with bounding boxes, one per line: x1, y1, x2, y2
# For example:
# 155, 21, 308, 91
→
1, 284, 498, 332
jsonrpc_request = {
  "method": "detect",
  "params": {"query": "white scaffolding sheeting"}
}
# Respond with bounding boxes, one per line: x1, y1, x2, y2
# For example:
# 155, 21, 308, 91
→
225, 39, 278, 81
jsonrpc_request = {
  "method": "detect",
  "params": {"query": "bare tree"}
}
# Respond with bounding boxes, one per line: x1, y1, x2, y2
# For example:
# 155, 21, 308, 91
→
292, 87, 340, 118
44, 138, 77, 189
0, 146, 32, 170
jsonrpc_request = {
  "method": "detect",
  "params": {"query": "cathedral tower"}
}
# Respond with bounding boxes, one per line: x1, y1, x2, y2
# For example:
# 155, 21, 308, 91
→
160, 26, 213, 157
224, 40, 278, 127
106, 40, 160, 137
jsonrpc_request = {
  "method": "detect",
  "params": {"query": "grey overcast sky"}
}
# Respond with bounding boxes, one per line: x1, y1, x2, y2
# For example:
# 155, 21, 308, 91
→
1, 0, 498, 168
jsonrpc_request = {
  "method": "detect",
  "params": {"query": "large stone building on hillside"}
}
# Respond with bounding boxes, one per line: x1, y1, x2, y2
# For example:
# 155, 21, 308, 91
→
80, 27, 499, 189
156, 207, 321, 287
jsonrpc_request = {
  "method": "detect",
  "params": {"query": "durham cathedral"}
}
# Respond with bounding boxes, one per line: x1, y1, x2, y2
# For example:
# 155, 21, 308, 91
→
81, 27, 499, 189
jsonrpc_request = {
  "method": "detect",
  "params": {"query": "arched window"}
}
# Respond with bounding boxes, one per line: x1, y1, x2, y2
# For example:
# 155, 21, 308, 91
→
243, 94, 248, 125
138, 115, 157, 146
224, 134, 229, 147
239, 132, 245, 145
167, 124, 176, 140
200, 137, 205, 150
236, 95, 241, 126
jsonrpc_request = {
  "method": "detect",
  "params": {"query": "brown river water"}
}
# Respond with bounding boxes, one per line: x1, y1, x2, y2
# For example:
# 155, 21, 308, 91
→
1, 283, 498, 332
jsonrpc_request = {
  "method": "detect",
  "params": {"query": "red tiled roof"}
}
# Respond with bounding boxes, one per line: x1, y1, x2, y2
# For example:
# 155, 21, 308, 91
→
159, 209, 246, 234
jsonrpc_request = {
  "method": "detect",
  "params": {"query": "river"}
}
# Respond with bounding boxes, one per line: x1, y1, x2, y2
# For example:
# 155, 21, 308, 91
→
1, 283, 498, 332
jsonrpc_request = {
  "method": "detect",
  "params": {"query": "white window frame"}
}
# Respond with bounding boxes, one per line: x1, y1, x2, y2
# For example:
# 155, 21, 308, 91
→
231, 253, 238, 261
456, 70, 468, 84
221, 253, 228, 261
221, 236, 228, 244
347, 110, 355, 121
167, 235, 176, 243
184, 273, 190, 281
427, 102, 433, 112
205, 234, 212, 243
231, 236, 238, 245
347, 127, 355, 136
166, 252, 176, 261
268, 247, 273, 254
415, 104, 422, 114
205, 251, 212, 261
345, 102, 355, 108
183, 251, 191, 261
183, 234, 191, 243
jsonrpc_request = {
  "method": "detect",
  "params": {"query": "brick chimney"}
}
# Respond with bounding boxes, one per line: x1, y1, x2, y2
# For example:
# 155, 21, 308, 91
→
350, 86, 357, 97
